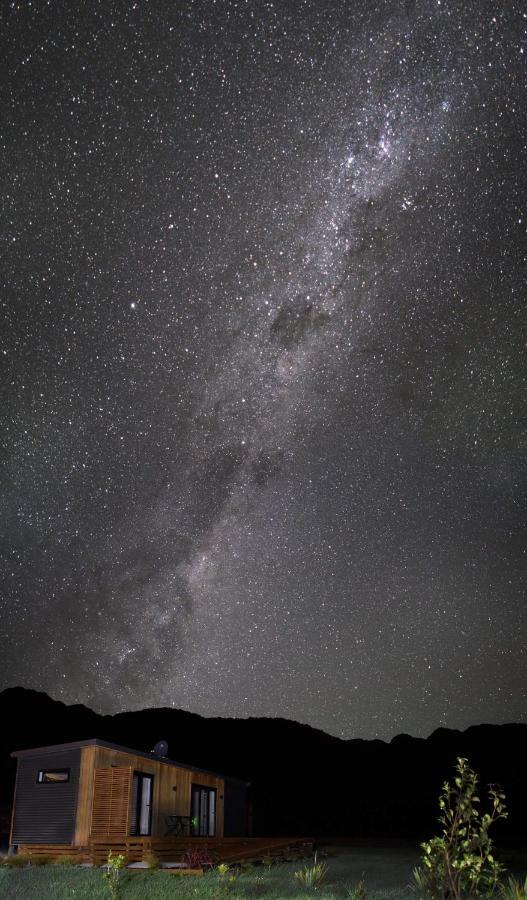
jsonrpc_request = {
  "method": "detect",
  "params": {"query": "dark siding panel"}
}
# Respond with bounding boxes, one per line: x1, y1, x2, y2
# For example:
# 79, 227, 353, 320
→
11, 750, 81, 844
223, 781, 249, 837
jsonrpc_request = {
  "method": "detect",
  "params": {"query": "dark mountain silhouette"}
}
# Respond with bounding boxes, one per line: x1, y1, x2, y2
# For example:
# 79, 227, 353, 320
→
1, 686, 525, 841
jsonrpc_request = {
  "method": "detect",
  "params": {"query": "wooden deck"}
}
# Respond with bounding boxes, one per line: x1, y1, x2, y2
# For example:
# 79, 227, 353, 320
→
18, 836, 314, 867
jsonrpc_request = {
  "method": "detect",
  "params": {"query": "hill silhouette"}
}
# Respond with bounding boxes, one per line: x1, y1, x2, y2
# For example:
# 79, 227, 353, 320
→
1, 687, 525, 841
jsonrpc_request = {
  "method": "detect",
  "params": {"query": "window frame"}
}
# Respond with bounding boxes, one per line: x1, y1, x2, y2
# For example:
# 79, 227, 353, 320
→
130, 771, 154, 837
190, 783, 217, 837
36, 768, 71, 784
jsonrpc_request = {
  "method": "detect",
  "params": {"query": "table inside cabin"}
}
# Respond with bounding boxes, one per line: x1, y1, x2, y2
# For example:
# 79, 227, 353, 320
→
164, 815, 193, 836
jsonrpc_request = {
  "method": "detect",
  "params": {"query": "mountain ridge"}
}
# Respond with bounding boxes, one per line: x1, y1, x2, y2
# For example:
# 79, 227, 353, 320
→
1, 686, 525, 839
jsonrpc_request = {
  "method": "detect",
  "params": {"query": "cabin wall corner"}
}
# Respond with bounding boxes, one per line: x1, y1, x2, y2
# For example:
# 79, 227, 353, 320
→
74, 745, 96, 846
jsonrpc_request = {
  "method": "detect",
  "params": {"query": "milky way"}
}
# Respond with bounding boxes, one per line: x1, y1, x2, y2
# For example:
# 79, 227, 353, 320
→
1, 0, 525, 739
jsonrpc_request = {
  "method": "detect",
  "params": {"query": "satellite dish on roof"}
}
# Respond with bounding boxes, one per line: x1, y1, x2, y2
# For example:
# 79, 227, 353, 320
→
151, 740, 169, 758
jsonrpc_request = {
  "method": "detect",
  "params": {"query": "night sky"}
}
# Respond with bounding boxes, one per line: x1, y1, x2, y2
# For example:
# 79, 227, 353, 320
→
1, 0, 525, 740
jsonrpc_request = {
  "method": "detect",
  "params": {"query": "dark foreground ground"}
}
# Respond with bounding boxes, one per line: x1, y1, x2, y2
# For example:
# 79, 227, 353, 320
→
0, 843, 526, 899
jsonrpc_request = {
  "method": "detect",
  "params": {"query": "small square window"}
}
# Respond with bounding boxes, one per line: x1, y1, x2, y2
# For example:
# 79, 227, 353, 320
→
37, 769, 70, 783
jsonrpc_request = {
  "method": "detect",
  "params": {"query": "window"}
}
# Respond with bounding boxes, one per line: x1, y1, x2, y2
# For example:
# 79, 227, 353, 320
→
37, 769, 70, 783
130, 772, 154, 836
191, 784, 217, 837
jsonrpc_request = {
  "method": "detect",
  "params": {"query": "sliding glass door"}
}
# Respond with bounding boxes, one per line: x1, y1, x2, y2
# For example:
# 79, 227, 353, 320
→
191, 784, 216, 837
130, 772, 153, 836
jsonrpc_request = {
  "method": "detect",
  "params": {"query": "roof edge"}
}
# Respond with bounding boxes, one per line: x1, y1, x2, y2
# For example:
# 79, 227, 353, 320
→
10, 738, 248, 783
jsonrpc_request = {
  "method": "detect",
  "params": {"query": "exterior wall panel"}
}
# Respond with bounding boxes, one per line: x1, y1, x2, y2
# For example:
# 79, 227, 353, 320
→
91, 747, 224, 838
11, 749, 81, 845
224, 780, 249, 836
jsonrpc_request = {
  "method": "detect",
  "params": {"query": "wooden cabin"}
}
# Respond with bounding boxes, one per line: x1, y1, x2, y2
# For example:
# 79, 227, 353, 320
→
9, 738, 250, 856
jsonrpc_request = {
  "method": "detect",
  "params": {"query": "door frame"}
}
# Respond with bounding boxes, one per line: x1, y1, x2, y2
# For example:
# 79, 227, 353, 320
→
190, 783, 217, 837
130, 771, 154, 836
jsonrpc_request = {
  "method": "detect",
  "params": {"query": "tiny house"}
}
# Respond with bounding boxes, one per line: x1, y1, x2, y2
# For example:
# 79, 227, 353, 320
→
9, 738, 250, 853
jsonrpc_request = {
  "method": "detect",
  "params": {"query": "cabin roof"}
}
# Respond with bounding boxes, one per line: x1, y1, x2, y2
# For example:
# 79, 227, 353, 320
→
11, 738, 248, 784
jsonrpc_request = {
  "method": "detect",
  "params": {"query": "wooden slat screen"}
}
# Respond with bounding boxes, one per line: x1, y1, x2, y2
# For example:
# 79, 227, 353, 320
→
91, 767, 132, 839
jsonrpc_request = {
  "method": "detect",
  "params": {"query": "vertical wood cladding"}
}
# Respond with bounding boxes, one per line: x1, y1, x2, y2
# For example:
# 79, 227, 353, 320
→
89, 747, 225, 838
11, 750, 80, 845
74, 745, 96, 846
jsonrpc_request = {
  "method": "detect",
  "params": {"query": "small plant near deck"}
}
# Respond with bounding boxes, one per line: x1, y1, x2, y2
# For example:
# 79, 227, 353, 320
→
238, 860, 254, 873
215, 861, 238, 896
345, 876, 367, 899
294, 851, 329, 891
142, 849, 159, 870
2, 852, 31, 867
183, 846, 214, 868
102, 850, 127, 900
413, 757, 507, 900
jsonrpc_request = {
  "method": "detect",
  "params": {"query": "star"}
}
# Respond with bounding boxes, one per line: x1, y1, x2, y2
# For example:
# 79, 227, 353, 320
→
0, 0, 524, 740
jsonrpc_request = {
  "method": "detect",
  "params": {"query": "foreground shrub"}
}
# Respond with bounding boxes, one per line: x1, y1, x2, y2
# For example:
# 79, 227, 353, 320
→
500, 876, 527, 899
294, 853, 329, 891
413, 757, 507, 900
411, 865, 438, 899
102, 850, 127, 900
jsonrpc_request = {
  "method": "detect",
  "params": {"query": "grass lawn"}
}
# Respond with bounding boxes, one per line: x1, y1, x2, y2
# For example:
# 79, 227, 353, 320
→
0, 846, 419, 900
0, 845, 525, 899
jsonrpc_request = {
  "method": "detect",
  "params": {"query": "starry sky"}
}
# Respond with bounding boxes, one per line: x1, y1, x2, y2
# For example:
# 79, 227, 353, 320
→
1, 0, 525, 741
